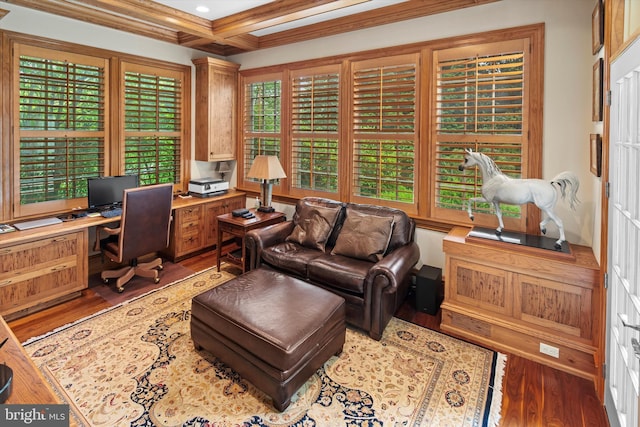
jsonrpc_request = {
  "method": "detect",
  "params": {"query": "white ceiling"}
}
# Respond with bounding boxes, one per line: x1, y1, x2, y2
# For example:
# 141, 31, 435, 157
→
152, 0, 407, 36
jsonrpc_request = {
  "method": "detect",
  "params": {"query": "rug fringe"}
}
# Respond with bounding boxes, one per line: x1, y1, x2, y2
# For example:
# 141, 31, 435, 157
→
21, 266, 221, 346
488, 352, 507, 427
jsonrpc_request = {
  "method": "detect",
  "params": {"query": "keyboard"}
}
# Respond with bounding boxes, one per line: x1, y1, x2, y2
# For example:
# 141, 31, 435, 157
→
100, 208, 122, 218
13, 217, 63, 230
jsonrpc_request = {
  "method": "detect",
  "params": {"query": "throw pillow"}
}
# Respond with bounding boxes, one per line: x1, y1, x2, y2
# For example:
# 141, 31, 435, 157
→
286, 205, 341, 251
331, 208, 394, 262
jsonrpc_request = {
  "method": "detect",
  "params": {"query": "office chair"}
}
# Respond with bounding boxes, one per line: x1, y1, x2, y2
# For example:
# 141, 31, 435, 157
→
95, 183, 173, 292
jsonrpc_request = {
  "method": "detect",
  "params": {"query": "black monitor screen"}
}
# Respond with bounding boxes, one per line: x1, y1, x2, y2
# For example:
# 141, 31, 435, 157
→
87, 175, 139, 210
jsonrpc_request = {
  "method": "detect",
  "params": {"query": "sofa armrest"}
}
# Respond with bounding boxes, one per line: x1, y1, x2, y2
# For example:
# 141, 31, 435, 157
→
367, 241, 420, 339
370, 242, 420, 287
245, 221, 295, 270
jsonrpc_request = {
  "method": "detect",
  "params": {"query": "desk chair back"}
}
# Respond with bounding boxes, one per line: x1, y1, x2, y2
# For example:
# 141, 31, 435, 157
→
117, 183, 173, 262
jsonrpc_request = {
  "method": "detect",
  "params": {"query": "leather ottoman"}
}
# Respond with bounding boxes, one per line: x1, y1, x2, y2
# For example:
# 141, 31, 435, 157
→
190, 267, 346, 411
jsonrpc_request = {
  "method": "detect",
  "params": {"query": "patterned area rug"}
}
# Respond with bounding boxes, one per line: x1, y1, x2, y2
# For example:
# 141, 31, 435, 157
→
24, 268, 506, 427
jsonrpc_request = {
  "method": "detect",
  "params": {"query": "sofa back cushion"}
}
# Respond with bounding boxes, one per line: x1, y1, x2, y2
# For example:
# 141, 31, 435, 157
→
331, 207, 394, 262
286, 198, 344, 251
344, 203, 414, 253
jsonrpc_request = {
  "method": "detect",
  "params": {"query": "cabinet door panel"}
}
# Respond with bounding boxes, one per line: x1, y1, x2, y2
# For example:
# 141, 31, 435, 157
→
516, 274, 592, 339
449, 258, 512, 316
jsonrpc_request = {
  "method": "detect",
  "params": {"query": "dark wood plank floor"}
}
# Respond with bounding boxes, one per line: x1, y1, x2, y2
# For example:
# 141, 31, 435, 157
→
8, 246, 610, 426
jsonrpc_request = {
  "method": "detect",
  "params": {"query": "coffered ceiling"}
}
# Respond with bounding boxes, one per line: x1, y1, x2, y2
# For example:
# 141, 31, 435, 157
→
2, 0, 499, 56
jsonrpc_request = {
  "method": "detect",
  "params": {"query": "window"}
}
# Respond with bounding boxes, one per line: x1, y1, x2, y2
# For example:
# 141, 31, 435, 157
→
432, 39, 529, 230
241, 74, 283, 187
238, 25, 542, 232
9, 37, 190, 219
14, 45, 108, 217
122, 62, 183, 186
351, 55, 418, 211
290, 66, 340, 197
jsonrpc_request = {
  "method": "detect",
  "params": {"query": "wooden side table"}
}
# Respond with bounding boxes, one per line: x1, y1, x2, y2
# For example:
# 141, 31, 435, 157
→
216, 209, 286, 272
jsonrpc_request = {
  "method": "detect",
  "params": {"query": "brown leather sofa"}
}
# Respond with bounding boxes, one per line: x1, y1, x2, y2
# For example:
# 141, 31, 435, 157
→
246, 197, 420, 340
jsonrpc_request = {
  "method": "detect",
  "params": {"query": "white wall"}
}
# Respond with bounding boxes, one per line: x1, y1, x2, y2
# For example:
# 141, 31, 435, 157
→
0, 0, 598, 269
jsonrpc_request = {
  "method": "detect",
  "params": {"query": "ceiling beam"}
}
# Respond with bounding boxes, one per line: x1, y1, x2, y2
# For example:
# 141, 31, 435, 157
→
3, 0, 179, 43
211, 0, 371, 39
259, 0, 500, 49
74, 0, 260, 49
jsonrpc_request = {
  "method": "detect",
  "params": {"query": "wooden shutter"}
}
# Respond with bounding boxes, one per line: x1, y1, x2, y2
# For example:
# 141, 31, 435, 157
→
351, 54, 418, 212
432, 39, 528, 230
122, 62, 183, 186
14, 45, 107, 217
241, 75, 283, 184
290, 66, 340, 196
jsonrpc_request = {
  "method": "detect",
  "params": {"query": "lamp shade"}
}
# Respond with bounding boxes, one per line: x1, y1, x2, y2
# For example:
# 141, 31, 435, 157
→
216, 161, 231, 174
247, 155, 286, 180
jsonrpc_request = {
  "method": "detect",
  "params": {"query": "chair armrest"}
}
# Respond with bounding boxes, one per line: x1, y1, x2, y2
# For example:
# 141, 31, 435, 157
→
245, 221, 294, 270
93, 225, 121, 251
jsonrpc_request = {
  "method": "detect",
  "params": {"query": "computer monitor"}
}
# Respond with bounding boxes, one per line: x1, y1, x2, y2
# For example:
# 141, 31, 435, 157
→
87, 175, 139, 210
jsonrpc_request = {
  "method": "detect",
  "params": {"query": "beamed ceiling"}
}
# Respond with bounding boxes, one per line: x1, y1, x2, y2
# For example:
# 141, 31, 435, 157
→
1, 0, 499, 56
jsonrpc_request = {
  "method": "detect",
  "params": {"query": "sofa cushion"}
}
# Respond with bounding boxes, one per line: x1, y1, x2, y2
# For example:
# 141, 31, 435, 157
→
331, 208, 394, 262
261, 242, 324, 278
286, 203, 342, 251
308, 254, 372, 294
345, 203, 413, 253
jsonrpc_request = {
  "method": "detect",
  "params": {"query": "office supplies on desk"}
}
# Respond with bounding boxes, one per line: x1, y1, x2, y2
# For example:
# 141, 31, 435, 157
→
0, 224, 16, 234
100, 208, 122, 218
13, 217, 63, 230
232, 208, 249, 217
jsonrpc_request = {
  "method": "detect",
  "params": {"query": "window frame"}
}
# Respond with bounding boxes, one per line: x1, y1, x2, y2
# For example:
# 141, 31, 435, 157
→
3, 31, 191, 220
238, 24, 544, 234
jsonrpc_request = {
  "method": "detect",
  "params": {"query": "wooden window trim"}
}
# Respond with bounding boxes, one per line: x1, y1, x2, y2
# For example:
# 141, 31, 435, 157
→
2, 30, 190, 220
237, 24, 544, 233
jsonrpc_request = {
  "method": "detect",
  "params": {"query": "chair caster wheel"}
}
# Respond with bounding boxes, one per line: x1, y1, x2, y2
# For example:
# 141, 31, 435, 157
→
154, 278, 160, 284
158, 265, 164, 271
103, 278, 109, 284
117, 287, 124, 293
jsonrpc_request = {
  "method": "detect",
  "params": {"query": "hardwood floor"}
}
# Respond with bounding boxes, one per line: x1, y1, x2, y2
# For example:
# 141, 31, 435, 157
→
7, 247, 609, 427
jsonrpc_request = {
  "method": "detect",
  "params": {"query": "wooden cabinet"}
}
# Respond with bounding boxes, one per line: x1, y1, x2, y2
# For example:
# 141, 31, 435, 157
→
192, 57, 240, 162
0, 229, 87, 320
441, 227, 601, 384
204, 197, 244, 247
163, 192, 244, 261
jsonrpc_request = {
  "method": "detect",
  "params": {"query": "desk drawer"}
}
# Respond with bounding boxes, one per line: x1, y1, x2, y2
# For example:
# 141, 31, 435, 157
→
0, 230, 87, 319
178, 205, 202, 223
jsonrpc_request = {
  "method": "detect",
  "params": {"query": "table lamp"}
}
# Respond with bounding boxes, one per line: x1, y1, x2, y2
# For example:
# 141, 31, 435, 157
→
247, 155, 286, 213
216, 161, 231, 181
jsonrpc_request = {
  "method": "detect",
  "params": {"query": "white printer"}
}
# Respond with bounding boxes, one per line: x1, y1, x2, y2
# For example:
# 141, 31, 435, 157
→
188, 177, 229, 197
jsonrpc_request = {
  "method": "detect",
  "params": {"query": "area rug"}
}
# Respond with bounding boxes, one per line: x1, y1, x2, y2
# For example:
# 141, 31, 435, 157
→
23, 268, 506, 427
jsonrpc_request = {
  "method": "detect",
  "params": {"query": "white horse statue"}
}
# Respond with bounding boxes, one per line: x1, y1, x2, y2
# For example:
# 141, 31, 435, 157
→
458, 149, 580, 248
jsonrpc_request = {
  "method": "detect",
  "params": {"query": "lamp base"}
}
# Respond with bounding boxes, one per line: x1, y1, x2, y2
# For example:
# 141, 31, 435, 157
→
257, 206, 275, 213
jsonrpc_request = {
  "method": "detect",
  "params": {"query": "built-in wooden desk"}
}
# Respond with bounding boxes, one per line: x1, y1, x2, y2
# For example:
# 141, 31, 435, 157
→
0, 190, 246, 320
0, 316, 60, 404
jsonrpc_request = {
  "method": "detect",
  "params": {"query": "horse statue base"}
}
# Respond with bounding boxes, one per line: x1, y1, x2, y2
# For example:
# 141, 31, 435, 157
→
468, 226, 571, 255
